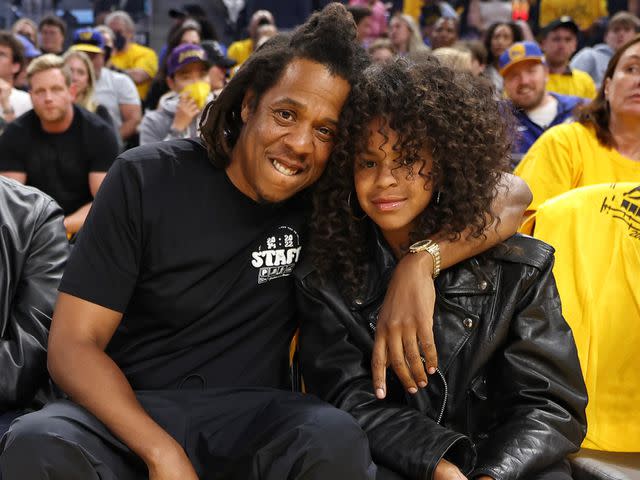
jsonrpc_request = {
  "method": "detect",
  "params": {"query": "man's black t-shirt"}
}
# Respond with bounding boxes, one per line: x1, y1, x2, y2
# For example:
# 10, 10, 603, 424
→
0, 105, 119, 214
59, 139, 306, 390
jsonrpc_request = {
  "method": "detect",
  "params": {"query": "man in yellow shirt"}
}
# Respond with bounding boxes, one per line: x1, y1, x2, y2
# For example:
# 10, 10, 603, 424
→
105, 11, 158, 101
540, 17, 596, 99
515, 35, 640, 214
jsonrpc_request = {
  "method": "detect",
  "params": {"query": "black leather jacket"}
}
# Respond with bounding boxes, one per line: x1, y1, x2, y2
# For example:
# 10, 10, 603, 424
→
295, 229, 587, 480
0, 177, 68, 411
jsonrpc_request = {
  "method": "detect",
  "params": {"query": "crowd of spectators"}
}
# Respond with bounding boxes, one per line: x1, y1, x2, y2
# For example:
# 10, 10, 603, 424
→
0, 0, 638, 478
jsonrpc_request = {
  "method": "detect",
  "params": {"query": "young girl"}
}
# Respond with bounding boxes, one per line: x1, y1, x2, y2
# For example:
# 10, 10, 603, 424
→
63, 50, 112, 127
296, 58, 587, 480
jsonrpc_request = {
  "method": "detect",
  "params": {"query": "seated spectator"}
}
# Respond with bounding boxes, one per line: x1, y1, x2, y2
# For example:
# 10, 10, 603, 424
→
0, 177, 68, 437
0, 54, 119, 237
63, 49, 113, 126
483, 21, 524, 95
389, 13, 430, 56
227, 10, 276, 67
297, 57, 587, 480
0, 31, 31, 130
139, 44, 213, 145
500, 41, 584, 165
346, 6, 373, 47
105, 10, 159, 102
348, 0, 389, 41
459, 39, 487, 76
521, 182, 640, 454
200, 39, 236, 97
429, 16, 459, 50
14, 33, 42, 92
368, 38, 396, 63
38, 15, 66, 55
69, 27, 141, 150
145, 19, 203, 111
539, 17, 596, 99
571, 11, 640, 88
11, 18, 38, 48
515, 35, 640, 214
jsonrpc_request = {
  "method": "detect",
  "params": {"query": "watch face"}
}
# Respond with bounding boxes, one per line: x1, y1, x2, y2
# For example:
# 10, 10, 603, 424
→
410, 239, 433, 251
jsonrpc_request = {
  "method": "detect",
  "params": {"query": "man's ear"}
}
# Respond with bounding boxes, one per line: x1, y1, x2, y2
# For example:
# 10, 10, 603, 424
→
11, 61, 20, 77
241, 89, 256, 123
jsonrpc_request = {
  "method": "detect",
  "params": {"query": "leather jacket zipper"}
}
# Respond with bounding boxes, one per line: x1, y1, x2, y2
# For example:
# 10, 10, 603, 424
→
369, 321, 449, 425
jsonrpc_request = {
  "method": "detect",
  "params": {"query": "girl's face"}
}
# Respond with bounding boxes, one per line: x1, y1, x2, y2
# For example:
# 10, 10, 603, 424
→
354, 118, 433, 250
389, 17, 411, 51
180, 28, 201, 45
491, 24, 514, 58
66, 56, 90, 95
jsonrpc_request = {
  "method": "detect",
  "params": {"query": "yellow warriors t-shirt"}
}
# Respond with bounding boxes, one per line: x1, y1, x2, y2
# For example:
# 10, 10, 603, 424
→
547, 69, 597, 99
522, 183, 640, 451
110, 43, 158, 101
515, 122, 640, 212
539, 0, 607, 30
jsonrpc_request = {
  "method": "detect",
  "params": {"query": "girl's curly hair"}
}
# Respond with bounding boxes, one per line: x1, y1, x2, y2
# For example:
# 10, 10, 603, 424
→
309, 57, 512, 297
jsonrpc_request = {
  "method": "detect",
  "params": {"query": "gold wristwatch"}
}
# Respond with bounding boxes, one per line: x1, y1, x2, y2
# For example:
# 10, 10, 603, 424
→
408, 239, 441, 278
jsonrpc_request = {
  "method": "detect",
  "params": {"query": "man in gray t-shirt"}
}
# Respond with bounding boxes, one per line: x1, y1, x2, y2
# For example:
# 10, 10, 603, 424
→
69, 27, 141, 149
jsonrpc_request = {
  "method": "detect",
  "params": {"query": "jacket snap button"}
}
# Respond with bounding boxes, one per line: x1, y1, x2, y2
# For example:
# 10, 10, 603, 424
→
479, 280, 488, 290
354, 298, 363, 306
463, 317, 473, 329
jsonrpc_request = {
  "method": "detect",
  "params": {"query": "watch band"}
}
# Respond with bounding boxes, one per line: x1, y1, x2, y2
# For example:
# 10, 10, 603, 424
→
408, 239, 441, 278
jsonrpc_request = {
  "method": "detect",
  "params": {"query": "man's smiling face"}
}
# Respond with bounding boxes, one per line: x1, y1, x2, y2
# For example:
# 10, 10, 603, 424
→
227, 57, 351, 203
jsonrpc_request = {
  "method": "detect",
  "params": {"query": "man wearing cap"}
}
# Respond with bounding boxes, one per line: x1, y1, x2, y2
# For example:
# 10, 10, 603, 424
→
571, 11, 640, 88
0, 31, 32, 128
500, 41, 585, 165
139, 44, 214, 145
540, 16, 596, 99
70, 27, 141, 149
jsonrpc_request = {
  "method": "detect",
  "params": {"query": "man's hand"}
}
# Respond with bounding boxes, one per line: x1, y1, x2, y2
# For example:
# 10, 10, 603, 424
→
434, 459, 467, 480
372, 251, 438, 399
475, 476, 494, 480
147, 442, 199, 480
171, 94, 201, 132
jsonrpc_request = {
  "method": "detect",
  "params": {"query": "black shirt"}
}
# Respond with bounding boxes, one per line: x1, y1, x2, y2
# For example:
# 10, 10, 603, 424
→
0, 105, 119, 214
59, 139, 306, 390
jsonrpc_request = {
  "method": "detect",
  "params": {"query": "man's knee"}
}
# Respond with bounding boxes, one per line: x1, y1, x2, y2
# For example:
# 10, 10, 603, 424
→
1, 409, 98, 480
289, 401, 374, 478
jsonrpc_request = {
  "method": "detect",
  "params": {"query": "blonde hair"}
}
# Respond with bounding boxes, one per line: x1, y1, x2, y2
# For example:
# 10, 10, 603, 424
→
27, 53, 72, 85
63, 50, 99, 112
392, 13, 429, 54
432, 47, 473, 72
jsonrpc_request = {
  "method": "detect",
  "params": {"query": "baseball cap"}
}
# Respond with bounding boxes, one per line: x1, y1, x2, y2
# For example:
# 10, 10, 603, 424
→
167, 43, 211, 76
15, 34, 41, 59
200, 40, 236, 69
70, 27, 105, 54
499, 41, 546, 77
541, 16, 579, 37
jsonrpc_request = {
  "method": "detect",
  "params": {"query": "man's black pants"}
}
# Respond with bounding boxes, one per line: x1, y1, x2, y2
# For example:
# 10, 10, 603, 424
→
0, 388, 377, 480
